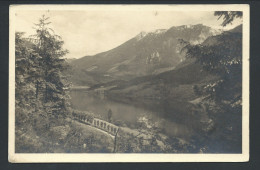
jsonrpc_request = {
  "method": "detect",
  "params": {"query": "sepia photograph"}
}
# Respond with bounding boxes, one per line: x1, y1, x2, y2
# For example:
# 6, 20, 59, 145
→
8, 4, 249, 162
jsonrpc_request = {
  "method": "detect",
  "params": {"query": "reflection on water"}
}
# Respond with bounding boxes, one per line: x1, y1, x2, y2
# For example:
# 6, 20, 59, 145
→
70, 90, 193, 138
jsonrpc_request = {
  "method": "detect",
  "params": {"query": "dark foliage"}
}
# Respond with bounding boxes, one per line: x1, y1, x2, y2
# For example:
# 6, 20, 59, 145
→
214, 11, 243, 27
15, 15, 72, 152
181, 22, 242, 152
183, 30, 242, 104
30, 15, 71, 117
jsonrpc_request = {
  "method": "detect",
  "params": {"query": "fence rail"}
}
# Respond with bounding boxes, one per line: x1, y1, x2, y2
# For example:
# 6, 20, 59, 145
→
73, 114, 119, 136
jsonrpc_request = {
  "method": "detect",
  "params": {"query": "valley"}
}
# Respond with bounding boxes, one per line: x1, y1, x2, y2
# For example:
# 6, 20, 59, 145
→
67, 24, 242, 153
13, 9, 245, 156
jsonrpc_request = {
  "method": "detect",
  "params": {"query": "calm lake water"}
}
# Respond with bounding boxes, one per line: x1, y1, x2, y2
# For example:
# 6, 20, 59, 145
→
70, 90, 193, 139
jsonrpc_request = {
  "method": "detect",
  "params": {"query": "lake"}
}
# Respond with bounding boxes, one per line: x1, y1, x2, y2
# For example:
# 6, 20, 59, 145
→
70, 90, 194, 139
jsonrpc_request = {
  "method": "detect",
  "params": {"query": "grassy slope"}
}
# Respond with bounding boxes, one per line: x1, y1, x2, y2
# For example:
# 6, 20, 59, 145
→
108, 58, 218, 101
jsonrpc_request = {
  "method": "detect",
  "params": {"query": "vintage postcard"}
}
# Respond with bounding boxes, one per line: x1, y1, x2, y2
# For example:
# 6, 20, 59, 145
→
9, 4, 249, 162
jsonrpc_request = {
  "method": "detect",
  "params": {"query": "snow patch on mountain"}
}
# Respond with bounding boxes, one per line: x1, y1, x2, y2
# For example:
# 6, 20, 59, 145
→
190, 28, 223, 45
136, 29, 167, 41
135, 31, 148, 41
151, 29, 167, 35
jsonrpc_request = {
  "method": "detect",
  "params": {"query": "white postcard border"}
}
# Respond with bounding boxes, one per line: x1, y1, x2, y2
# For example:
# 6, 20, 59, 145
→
8, 4, 250, 163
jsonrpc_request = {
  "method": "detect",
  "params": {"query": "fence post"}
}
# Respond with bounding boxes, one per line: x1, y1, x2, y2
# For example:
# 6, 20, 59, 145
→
113, 128, 119, 153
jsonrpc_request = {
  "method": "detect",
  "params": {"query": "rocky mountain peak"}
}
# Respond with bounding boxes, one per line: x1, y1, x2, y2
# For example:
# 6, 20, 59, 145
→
70, 24, 224, 86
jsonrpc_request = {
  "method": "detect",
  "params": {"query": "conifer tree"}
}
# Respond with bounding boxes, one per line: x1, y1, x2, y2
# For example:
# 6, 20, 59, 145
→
30, 15, 71, 117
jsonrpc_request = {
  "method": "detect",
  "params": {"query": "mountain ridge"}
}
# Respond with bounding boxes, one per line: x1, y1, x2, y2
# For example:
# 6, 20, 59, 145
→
106, 24, 242, 101
70, 24, 223, 86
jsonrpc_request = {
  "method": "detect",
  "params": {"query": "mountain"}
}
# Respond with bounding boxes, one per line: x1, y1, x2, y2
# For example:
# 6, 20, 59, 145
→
228, 24, 242, 33
100, 25, 242, 138
70, 24, 222, 86
107, 24, 242, 100
68, 24, 242, 153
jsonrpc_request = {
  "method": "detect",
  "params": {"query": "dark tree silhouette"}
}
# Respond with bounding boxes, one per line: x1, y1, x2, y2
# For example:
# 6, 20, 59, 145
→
214, 11, 242, 26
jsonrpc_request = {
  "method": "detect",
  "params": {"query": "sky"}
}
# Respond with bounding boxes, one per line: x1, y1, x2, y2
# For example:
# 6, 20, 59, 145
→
15, 9, 242, 59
